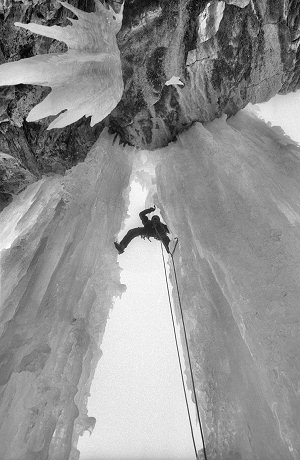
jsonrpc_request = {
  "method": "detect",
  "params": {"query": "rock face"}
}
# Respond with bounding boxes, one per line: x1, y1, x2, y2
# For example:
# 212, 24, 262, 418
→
0, 152, 35, 211
0, 0, 300, 201
110, 0, 300, 148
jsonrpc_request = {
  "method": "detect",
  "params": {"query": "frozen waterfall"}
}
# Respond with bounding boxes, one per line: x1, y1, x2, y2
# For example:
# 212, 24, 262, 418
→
0, 131, 133, 460
153, 110, 300, 460
0, 110, 300, 460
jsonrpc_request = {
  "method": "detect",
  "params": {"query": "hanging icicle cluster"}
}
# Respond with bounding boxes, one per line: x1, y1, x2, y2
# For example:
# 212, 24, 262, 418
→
0, 1, 124, 129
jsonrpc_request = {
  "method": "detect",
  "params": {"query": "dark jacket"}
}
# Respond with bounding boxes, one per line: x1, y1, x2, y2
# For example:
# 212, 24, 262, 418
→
139, 207, 169, 238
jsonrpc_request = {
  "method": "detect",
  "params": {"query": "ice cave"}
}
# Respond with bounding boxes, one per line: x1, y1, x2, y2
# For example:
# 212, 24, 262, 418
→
0, 1, 299, 459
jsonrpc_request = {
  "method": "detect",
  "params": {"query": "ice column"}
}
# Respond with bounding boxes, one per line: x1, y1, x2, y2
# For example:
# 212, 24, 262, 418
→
0, 130, 133, 460
155, 111, 300, 460
0, 1, 124, 129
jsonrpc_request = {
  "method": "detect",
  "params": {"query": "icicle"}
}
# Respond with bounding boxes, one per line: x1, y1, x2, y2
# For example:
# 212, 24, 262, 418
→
0, 1, 124, 129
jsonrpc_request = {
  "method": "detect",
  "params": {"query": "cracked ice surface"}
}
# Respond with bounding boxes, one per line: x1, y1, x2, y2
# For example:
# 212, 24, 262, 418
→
0, 1, 124, 129
154, 111, 300, 460
0, 130, 133, 460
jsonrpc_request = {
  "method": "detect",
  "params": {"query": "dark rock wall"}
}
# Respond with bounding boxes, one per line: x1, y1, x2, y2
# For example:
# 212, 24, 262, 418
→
0, 0, 299, 201
0, 0, 103, 204
111, 0, 300, 148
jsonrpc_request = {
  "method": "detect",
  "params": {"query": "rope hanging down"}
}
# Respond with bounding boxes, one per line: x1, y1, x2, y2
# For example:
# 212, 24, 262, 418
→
159, 235, 208, 460
160, 243, 198, 459
170, 252, 208, 460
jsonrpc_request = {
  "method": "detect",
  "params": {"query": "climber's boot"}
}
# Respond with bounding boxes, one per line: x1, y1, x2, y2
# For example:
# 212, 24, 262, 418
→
114, 242, 125, 254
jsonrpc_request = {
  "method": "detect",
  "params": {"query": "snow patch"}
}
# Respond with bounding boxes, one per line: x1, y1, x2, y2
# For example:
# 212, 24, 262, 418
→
225, 0, 250, 7
165, 76, 184, 87
198, 1, 225, 43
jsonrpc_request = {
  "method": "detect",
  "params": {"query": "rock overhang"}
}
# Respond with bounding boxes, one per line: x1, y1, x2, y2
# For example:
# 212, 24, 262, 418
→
0, 0, 299, 202
108, 0, 299, 149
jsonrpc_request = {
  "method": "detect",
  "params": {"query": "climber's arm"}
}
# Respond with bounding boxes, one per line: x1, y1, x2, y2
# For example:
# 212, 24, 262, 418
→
139, 206, 155, 225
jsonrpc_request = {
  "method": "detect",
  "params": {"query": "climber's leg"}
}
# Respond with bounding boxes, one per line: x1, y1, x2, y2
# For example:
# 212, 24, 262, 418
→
115, 227, 145, 253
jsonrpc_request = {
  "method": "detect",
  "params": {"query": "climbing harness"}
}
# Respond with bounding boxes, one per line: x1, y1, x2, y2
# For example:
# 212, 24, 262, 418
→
160, 239, 208, 460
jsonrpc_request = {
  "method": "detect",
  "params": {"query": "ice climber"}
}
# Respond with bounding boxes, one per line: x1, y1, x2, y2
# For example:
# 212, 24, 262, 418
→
114, 206, 171, 254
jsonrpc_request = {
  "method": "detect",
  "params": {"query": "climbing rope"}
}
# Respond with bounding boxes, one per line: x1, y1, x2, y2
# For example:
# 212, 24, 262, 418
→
153, 220, 208, 458
169, 250, 208, 460
158, 232, 208, 460
160, 242, 198, 459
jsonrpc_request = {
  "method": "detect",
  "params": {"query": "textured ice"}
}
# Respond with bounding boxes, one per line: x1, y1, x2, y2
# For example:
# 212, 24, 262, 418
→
0, 1, 124, 129
153, 110, 300, 460
1, 109, 300, 460
0, 130, 133, 460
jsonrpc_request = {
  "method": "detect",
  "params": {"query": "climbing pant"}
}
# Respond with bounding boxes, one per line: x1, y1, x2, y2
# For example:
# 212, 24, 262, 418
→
120, 227, 170, 253
119, 227, 147, 248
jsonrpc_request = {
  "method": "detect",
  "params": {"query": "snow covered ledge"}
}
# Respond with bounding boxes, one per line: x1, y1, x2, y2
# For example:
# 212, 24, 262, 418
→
0, 131, 133, 460
155, 111, 300, 460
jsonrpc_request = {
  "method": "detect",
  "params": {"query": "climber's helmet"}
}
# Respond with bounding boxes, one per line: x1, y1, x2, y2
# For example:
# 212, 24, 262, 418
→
151, 215, 161, 225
